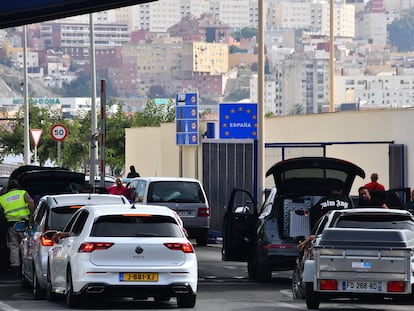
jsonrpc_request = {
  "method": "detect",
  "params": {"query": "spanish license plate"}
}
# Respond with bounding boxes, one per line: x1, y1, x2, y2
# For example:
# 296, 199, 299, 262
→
342, 280, 382, 291
120, 272, 158, 282
177, 210, 191, 217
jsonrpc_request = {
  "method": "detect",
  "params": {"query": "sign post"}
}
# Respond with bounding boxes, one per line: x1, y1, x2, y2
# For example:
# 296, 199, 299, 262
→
30, 129, 42, 164
50, 124, 68, 166
175, 92, 199, 177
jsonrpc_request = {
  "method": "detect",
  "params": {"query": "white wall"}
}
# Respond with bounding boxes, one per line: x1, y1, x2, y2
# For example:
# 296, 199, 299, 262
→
126, 108, 414, 195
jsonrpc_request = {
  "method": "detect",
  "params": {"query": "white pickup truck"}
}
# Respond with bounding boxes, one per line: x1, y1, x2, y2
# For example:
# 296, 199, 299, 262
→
293, 208, 414, 310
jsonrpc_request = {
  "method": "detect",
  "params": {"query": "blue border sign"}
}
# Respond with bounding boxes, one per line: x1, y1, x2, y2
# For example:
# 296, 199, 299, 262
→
219, 103, 258, 139
176, 93, 199, 145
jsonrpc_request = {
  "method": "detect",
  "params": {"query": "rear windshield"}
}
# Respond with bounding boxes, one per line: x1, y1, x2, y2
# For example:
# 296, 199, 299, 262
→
147, 181, 205, 203
49, 206, 82, 231
90, 215, 184, 237
333, 214, 414, 230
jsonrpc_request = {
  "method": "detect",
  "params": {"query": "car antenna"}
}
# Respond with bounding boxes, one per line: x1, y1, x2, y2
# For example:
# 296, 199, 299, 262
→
131, 202, 136, 209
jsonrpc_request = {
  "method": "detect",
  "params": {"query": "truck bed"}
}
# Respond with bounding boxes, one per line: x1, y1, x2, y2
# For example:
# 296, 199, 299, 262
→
313, 228, 414, 294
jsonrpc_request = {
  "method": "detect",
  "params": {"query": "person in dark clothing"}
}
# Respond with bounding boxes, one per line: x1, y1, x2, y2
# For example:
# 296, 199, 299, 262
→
126, 165, 140, 178
310, 186, 352, 229
358, 186, 388, 208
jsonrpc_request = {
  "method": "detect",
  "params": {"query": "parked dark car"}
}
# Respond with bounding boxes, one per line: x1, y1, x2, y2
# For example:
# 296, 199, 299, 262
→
9, 165, 85, 204
222, 157, 365, 282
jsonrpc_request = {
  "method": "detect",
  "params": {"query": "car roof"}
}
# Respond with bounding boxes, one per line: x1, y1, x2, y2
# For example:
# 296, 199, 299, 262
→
330, 207, 413, 216
41, 193, 129, 207
81, 203, 179, 218
265, 157, 365, 195
128, 176, 201, 183
85, 175, 116, 182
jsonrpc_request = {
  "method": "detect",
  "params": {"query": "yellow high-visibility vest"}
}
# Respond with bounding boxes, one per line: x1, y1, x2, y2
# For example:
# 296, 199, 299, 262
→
0, 189, 30, 223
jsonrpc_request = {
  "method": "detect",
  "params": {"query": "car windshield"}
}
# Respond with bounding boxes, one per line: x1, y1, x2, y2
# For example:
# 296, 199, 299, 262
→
90, 215, 184, 237
333, 214, 414, 230
147, 181, 205, 203
49, 206, 82, 231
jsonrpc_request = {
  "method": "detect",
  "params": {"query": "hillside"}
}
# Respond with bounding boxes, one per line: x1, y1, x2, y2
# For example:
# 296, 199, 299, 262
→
0, 64, 57, 98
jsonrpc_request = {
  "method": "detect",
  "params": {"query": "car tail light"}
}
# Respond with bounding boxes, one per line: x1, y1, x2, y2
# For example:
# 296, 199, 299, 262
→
78, 242, 114, 253
40, 235, 54, 247
164, 242, 194, 253
387, 281, 406, 292
197, 207, 210, 217
319, 279, 337, 290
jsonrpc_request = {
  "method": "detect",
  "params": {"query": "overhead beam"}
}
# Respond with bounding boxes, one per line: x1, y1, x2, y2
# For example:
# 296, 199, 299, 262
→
0, 0, 156, 29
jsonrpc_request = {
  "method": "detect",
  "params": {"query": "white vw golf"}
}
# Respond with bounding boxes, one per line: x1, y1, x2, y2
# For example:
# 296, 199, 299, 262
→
46, 204, 197, 308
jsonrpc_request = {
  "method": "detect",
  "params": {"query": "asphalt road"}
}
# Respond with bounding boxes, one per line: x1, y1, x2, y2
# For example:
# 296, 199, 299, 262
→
1, 243, 414, 311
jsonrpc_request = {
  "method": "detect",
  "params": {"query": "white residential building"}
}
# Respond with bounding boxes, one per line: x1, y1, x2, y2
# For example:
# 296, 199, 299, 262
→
335, 73, 414, 109
267, 0, 355, 38
355, 10, 399, 46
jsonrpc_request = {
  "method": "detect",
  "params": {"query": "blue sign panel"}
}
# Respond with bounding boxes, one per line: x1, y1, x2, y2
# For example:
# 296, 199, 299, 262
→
176, 93, 199, 146
219, 103, 258, 139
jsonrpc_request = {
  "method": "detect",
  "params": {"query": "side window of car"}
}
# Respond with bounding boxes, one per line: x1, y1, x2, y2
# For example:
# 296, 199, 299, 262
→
33, 201, 46, 225
135, 180, 146, 203
63, 210, 80, 232
70, 210, 89, 235
259, 189, 276, 217
313, 215, 329, 236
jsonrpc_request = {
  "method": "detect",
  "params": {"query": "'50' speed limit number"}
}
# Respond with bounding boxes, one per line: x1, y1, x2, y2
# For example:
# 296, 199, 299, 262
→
50, 124, 68, 141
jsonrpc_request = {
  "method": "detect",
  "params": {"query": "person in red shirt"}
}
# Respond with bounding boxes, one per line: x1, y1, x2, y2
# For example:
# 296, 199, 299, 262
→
364, 173, 385, 192
107, 177, 129, 196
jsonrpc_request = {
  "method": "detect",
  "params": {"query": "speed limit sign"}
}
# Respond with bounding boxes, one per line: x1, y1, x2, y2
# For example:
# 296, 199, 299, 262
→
50, 124, 68, 141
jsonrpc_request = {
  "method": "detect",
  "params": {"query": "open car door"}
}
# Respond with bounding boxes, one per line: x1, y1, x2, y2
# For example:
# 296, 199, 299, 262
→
222, 188, 258, 262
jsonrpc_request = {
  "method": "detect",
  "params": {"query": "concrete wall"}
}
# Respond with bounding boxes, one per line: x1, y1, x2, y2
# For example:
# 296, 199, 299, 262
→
126, 108, 414, 196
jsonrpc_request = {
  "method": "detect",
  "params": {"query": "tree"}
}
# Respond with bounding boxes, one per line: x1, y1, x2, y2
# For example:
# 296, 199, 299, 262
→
229, 45, 248, 54
104, 100, 135, 175
231, 27, 258, 41
388, 8, 414, 52
0, 98, 174, 172
133, 98, 175, 127
289, 103, 304, 115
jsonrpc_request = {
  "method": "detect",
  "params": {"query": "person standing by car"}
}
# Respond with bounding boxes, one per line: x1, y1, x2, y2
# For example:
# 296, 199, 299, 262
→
0, 179, 34, 275
358, 186, 388, 208
364, 173, 385, 192
107, 177, 129, 196
126, 165, 140, 178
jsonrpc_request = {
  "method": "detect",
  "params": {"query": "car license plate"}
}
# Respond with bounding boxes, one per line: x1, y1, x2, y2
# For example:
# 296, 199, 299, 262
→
120, 272, 158, 282
177, 210, 191, 216
342, 280, 382, 291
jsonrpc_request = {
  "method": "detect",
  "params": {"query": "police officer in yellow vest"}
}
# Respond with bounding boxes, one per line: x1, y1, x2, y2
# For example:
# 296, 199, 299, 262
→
0, 179, 34, 275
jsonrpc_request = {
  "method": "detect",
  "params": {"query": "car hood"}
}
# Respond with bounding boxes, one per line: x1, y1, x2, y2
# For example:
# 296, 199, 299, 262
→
265, 157, 365, 195
9, 165, 85, 200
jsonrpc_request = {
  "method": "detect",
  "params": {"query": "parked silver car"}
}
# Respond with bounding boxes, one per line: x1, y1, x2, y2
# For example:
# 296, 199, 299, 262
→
20, 193, 129, 299
127, 177, 210, 246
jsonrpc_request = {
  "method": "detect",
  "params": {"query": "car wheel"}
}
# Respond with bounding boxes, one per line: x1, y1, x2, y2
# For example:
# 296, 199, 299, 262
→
291, 260, 305, 299
33, 270, 46, 300
66, 266, 81, 308
195, 230, 209, 246
176, 294, 196, 308
247, 260, 256, 279
305, 282, 320, 310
